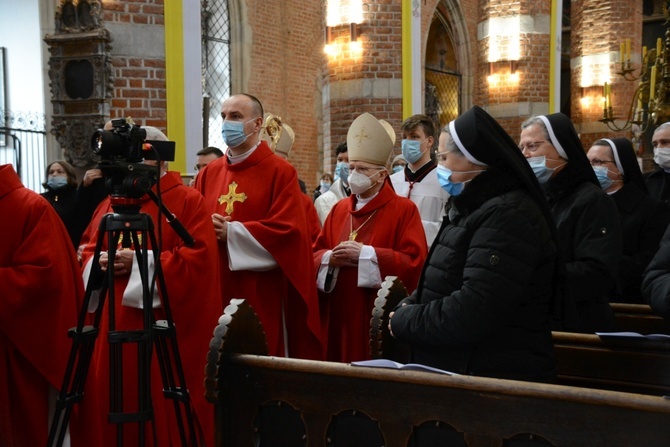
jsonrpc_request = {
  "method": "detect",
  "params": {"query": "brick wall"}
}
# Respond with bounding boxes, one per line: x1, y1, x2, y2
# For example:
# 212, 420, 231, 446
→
103, 0, 167, 130
321, 0, 404, 178
572, 0, 642, 149
96, 0, 650, 187
243, 0, 325, 189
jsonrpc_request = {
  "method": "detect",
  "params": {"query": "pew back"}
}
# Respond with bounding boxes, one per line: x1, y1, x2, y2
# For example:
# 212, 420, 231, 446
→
217, 353, 670, 447
208, 297, 670, 447
611, 303, 670, 334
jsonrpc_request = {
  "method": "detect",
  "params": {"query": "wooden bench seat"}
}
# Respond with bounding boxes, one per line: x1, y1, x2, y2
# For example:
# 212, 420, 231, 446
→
206, 297, 670, 447
611, 302, 670, 335
553, 331, 670, 395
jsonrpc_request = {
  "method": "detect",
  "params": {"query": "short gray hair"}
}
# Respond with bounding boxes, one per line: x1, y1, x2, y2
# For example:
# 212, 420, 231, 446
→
521, 116, 550, 141
440, 125, 463, 156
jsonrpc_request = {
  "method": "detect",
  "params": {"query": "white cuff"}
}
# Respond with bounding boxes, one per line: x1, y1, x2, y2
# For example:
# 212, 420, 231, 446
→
227, 221, 278, 271
357, 245, 381, 288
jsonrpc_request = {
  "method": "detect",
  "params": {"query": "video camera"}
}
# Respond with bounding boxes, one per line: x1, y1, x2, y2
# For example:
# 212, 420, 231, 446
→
91, 118, 175, 200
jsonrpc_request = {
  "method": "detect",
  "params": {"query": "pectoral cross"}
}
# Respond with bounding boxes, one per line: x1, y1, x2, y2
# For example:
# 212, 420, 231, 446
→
218, 181, 247, 215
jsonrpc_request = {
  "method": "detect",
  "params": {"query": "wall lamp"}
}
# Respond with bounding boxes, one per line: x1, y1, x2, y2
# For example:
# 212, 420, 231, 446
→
324, 22, 362, 57
487, 60, 519, 84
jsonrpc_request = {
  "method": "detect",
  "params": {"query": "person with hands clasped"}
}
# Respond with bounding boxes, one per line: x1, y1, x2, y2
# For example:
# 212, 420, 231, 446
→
314, 112, 427, 363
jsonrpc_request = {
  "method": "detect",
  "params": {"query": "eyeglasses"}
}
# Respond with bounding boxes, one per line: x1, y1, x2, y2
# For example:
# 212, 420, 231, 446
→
518, 141, 548, 153
589, 159, 614, 167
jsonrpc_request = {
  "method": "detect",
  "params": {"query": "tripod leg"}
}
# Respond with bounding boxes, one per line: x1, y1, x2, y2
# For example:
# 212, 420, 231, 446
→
47, 218, 117, 447
144, 219, 200, 446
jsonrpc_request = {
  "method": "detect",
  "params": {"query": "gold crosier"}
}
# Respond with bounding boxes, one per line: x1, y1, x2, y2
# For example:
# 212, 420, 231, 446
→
218, 181, 247, 215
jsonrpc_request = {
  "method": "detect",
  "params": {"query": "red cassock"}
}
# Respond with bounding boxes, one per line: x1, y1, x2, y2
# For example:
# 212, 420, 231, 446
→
72, 171, 221, 447
195, 142, 323, 359
0, 164, 83, 447
313, 181, 428, 363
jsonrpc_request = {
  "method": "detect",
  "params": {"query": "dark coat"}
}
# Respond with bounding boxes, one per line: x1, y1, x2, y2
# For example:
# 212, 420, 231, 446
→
644, 169, 670, 203
612, 183, 670, 303
544, 164, 621, 332
642, 225, 670, 320
391, 168, 557, 383
41, 179, 106, 249
41, 185, 84, 249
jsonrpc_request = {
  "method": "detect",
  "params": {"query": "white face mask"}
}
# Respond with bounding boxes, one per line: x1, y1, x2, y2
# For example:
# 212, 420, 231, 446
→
654, 147, 670, 170
348, 168, 383, 195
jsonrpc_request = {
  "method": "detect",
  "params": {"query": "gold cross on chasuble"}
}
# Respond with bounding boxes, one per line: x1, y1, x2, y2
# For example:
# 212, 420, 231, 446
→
218, 181, 247, 215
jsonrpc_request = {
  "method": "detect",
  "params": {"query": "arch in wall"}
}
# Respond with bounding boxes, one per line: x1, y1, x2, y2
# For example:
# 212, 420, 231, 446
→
426, 0, 472, 128
228, 0, 251, 94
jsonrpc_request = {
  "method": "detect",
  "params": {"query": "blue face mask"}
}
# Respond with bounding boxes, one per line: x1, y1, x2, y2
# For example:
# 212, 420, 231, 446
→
47, 176, 68, 190
593, 166, 614, 190
436, 164, 464, 196
527, 156, 555, 184
334, 162, 350, 183
401, 139, 427, 164
392, 164, 404, 174
222, 118, 254, 148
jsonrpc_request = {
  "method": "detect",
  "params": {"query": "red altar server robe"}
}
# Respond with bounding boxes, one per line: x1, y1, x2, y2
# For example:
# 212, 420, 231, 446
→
313, 181, 427, 363
73, 171, 221, 447
0, 164, 83, 447
195, 141, 322, 359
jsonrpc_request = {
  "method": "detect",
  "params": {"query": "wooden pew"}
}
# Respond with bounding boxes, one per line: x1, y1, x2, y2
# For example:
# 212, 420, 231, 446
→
206, 297, 670, 447
611, 302, 670, 335
553, 331, 670, 395
371, 277, 670, 396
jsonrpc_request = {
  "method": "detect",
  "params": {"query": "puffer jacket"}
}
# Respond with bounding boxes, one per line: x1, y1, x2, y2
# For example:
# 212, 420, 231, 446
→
391, 168, 557, 382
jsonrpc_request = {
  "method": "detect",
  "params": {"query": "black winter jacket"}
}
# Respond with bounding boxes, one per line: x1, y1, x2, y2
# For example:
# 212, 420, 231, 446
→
544, 165, 622, 332
611, 183, 670, 303
642, 225, 670, 319
391, 168, 557, 382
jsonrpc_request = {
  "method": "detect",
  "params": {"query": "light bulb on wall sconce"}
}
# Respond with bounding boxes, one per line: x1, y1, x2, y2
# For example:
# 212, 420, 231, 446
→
324, 22, 363, 58
487, 62, 496, 84
487, 60, 518, 84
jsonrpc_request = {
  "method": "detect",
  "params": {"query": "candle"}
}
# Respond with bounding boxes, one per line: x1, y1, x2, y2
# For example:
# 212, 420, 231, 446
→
607, 83, 612, 110
650, 65, 657, 100
657, 38, 663, 58
626, 38, 631, 63
621, 42, 626, 65
643, 46, 648, 63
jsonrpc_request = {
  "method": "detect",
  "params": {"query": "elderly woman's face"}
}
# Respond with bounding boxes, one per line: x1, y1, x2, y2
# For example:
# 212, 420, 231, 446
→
436, 134, 485, 183
587, 144, 622, 179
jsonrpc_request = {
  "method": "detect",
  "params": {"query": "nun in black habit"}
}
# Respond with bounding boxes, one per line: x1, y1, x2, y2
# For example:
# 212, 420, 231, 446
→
519, 113, 622, 332
389, 106, 559, 383
587, 138, 670, 303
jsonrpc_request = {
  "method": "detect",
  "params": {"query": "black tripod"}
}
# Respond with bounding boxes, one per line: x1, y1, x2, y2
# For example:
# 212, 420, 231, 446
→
48, 195, 199, 447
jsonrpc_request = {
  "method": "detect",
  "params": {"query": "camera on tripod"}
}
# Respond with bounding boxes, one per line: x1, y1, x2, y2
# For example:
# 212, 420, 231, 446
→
91, 118, 175, 200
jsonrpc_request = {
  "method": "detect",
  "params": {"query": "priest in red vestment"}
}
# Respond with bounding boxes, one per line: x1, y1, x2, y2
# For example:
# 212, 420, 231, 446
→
0, 164, 83, 447
195, 94, 322, 360
313, 113, 428, 363
72, 127, 221, 447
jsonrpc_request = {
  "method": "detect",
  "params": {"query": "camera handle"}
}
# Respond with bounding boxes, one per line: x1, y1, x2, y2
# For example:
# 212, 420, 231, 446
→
146, 190, 194, 247
47, 210, 199, 446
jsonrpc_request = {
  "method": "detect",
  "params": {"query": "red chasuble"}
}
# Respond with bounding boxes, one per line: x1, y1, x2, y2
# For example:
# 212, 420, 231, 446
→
0, 164, 83, 447
313, 181, 427, 363
195, 141, 323, 359
73, 171, 221, 447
